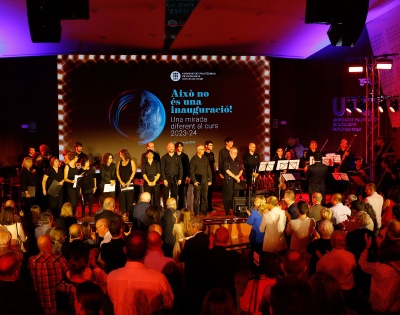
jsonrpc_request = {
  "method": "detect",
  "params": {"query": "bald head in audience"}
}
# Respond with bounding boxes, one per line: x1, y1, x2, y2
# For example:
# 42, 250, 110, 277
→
148, 224, 163, 236
281, 249, 307, 277
214, 227, 230, 246
147, 231, 163, 250
103, 197, 116, 211
69, 224, 83, 241
95, 219, 109, 238
139, 192, 151, 203
0, 251, 21, 281
37, 235, 53, 254
126, 231, 148, 261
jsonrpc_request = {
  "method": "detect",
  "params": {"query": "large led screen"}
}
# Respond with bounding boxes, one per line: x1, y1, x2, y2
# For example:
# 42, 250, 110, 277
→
57, 54, 271, 166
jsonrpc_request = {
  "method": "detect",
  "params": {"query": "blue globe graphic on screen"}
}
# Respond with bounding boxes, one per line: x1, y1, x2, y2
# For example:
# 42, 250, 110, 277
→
108, 90, 166, 144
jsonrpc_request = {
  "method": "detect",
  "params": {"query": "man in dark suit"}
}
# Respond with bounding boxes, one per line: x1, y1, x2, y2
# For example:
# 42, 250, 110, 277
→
305, 152, 329, 205
94, 197, 116, 223
283, 189, 298, 220
205, 227, 240, 306
160, 197, 177, 257
179, 217, 210, 315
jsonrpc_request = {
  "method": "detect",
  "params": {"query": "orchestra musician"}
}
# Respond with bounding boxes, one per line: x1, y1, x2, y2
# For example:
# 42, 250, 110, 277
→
305, 140, 320, 161
243, 142, 260, 194
348, 156, 369, 198
335, 139, 355, 173
272, 147, 285, 197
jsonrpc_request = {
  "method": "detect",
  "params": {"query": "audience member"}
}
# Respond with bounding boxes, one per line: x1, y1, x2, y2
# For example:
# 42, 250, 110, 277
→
161, 197, 177, 258
330, 193, 351, 225
179, 217, 210, 314
316, 231, 356, 303
269, 275, 316, 315
56, 202, 78, 237
61, 223, 89, 261
309, 272, 355, 315
94, 197, 116, 223
0, 251, 44, 315
201, 288, 236, 315
307, 192, 323, 221
283, 190, 297, 220
286, 200, 315, 255
100, 215, 126, 274
29, 235, 69, 314
49, 226, 67, 255
144, 231, 176, 272
35, 210, 53, 239
359, 235, 400, 314
206, 227, 241, 305
259, 196, 287, 253
364, 183, 384, 229
172, 207, 191, 261
240, 252, 282, 314
107, 230, 174, 315
75, 281, 106, 315
0, 206, 27, 252
306, 220, 334, 276
130, 191, 151, 229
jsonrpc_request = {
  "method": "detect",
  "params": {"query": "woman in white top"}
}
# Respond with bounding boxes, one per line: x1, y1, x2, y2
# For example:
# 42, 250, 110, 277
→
259, 196, 287, 253
0, 207, 27, 252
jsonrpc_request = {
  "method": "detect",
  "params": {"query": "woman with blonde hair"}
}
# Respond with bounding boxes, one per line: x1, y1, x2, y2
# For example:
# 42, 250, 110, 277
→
260, 195, 287, 253
20, 156, 38, 212
56, 202, 78, 237
245, 195, 268, 276
49, 226, 66, 255
172, 207, 191, 262
0, 207, 27, 252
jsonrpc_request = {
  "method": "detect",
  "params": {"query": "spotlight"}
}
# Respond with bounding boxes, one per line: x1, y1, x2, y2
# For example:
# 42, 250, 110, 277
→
378, 99, 386, 113
346, 100, 354, 113
348, 65, 364, 73
356, 99, 366, 113
376, 58, 393, 70
389, 99, 399, 112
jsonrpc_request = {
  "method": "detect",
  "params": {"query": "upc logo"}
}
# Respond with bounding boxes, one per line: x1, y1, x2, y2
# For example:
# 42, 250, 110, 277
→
170, 71, 181, 81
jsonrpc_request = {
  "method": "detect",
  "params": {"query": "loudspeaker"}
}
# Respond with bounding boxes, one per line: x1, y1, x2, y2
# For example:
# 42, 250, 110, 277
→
26, 0, 62, 43
305, 0, 369, 46
59, 0, 90, 20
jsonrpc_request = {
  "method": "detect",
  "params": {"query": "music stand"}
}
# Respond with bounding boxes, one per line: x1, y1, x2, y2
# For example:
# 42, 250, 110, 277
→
276, 160, 290, 171
288, 159, 300, 170
259, 161, 275, 172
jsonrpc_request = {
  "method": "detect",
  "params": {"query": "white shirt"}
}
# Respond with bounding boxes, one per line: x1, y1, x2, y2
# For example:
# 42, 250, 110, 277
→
260, 206, 287, 252
330, 203, 351, 224
365, 192, 384, 228
107, 261, 174, 315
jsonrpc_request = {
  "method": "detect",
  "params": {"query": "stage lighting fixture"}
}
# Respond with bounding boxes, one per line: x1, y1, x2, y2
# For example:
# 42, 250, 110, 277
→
378, 99, 386, 113
348, 64, 364, 73
389, 99, 399, 112
355, 99, 366, 113
376, 58, 393, 70
346, 100, 354, 113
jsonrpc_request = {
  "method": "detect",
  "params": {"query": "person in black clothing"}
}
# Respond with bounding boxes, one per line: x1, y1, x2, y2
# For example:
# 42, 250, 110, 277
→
100, 215, 126, 274
175, 142, 190, 210
243, 142, 260, 193
205, 227, 241, 306
305, 152, 329, 205
20, 156, 38, 212
0, 251, 44, 315
204, 140, 216, 212
42, 157, 65, 219
64, 152, 80, 216
142, 149, 161, 207
78, 157, 97, 217
161, 142, 183, 204
99, 153, 116, 203
160, 197, 177, 258
74, 141, 87, 162
140, 142, 161, 167
190, 144, 212, 216
222, 147, 243, 215
218, 137, 233, 180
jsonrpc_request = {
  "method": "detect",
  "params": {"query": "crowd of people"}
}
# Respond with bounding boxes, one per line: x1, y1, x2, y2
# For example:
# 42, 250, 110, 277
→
0, 136, 399, 314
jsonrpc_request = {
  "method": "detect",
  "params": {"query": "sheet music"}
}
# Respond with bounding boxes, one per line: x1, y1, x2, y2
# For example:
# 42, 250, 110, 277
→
73, 175, 83, 188
103, 184, 116, 192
